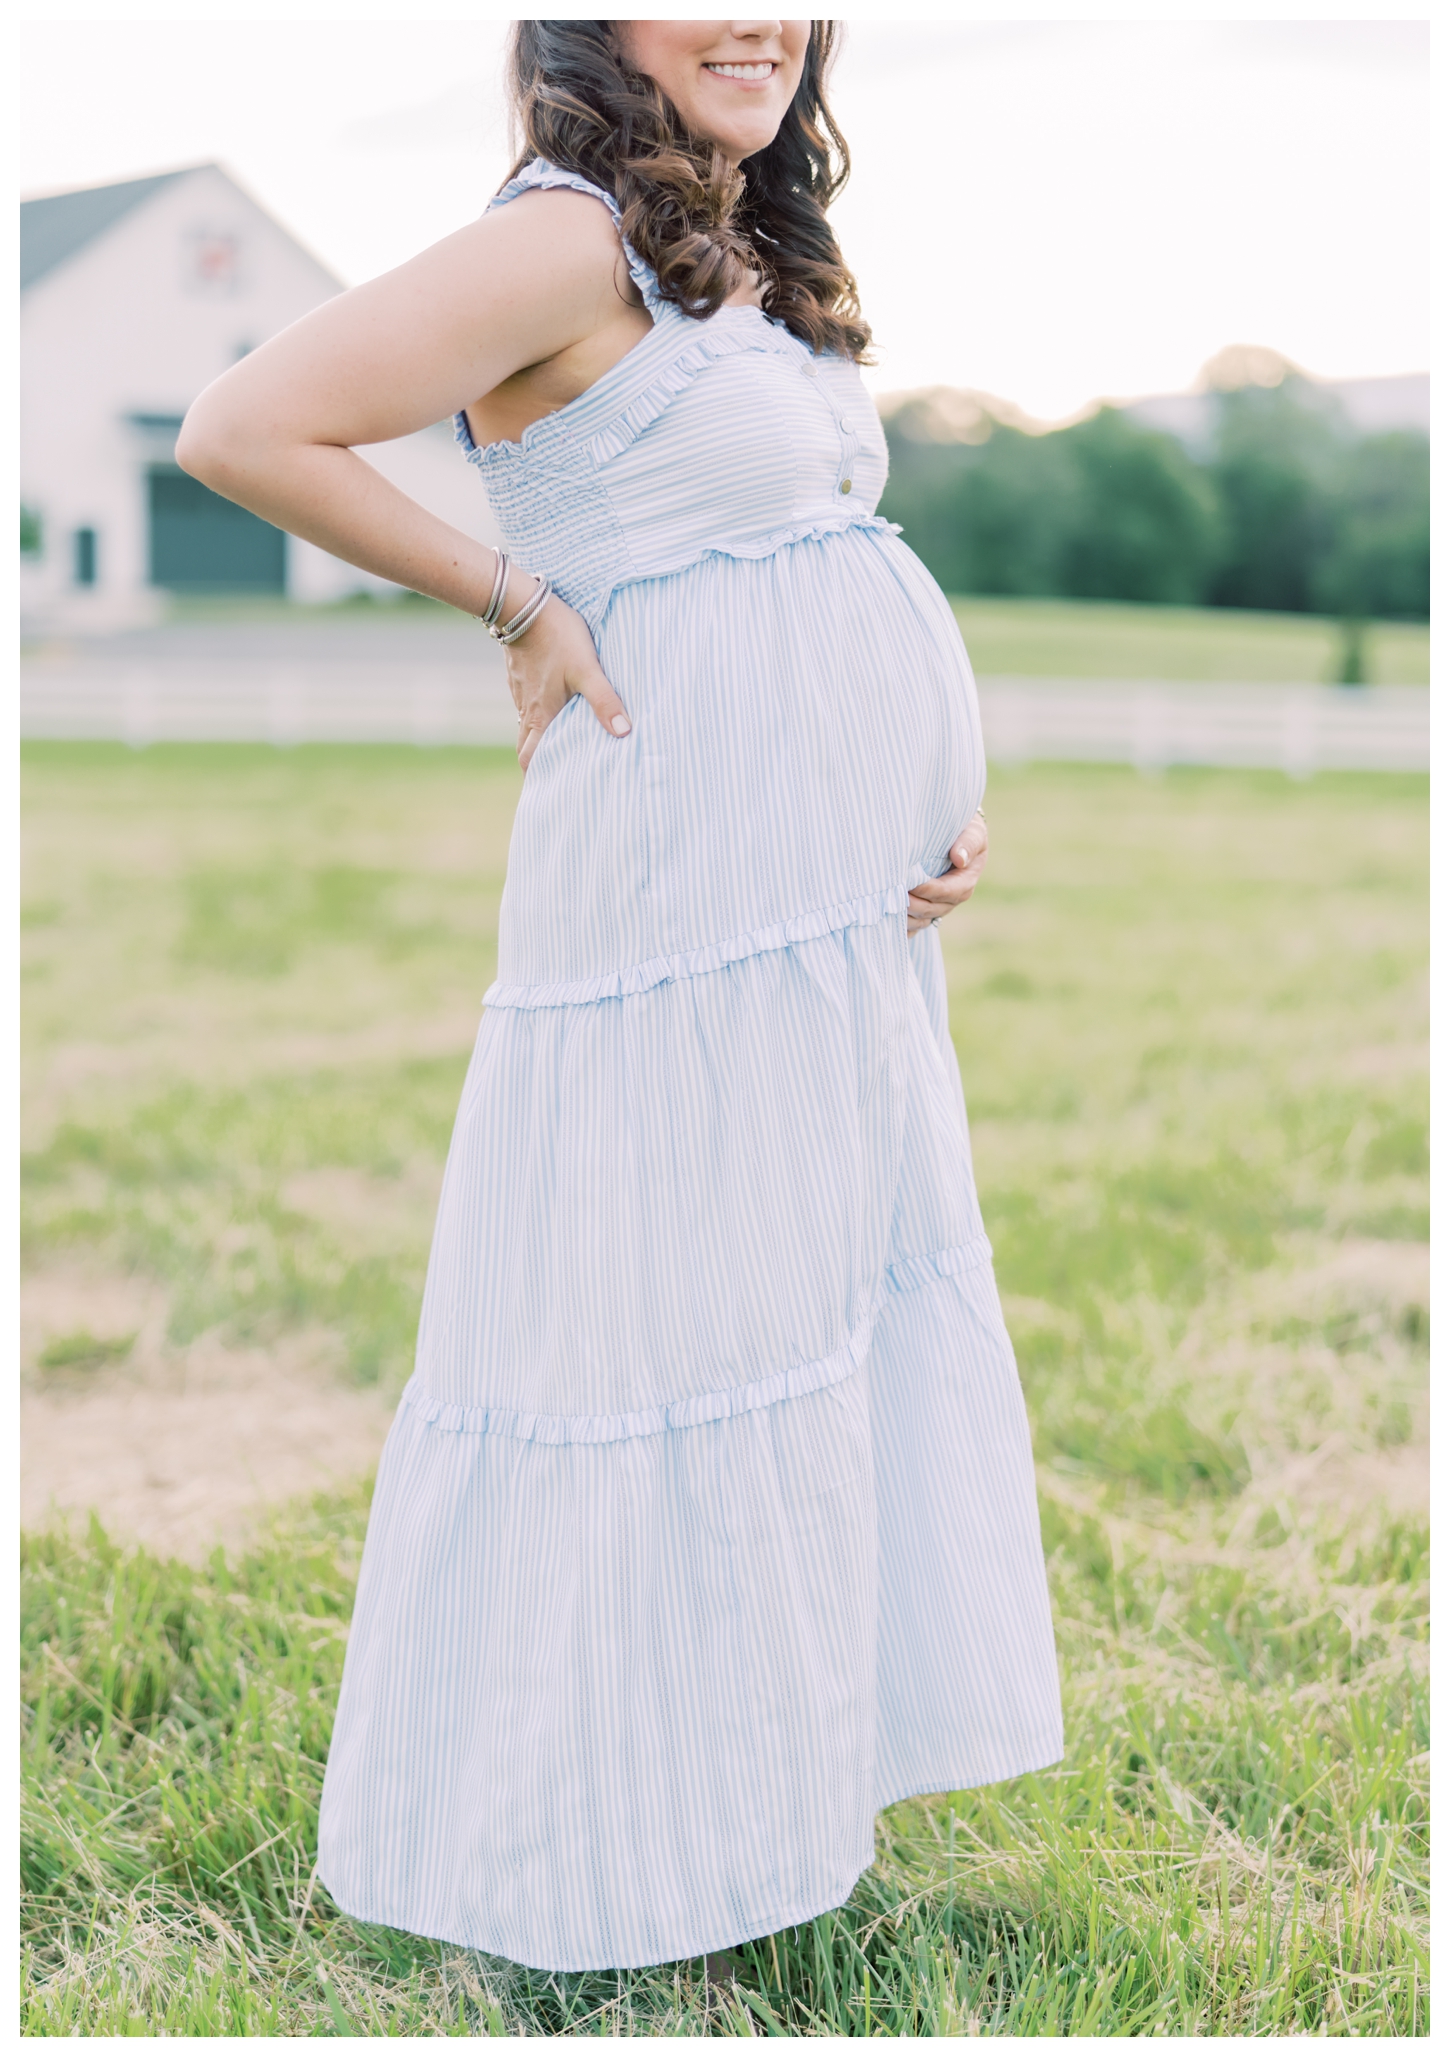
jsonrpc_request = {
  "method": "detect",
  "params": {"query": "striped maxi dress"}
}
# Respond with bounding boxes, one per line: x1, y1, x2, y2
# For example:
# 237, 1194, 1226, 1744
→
317, 159, 1062, 1974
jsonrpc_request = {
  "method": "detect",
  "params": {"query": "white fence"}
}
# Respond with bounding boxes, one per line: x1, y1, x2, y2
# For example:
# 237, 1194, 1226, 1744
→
19, 657, 1429, 775
974, 679, 1429, 776
19, 659, 520, 747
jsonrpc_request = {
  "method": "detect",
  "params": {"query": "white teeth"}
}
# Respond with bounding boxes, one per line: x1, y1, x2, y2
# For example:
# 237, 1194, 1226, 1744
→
705, 62, 775, 81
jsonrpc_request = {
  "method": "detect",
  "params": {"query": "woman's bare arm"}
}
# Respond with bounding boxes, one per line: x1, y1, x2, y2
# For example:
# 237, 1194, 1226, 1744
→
175, 189, 643, 615
177, 189, 643, 754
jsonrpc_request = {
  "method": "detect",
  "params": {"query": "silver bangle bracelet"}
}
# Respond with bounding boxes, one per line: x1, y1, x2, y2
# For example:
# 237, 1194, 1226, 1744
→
479, 550, 511, 631
492, 575, 552, 647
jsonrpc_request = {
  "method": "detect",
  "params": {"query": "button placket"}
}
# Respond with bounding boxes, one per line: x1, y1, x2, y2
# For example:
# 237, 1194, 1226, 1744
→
832, 380, 860, 497
800, 351, 860, 498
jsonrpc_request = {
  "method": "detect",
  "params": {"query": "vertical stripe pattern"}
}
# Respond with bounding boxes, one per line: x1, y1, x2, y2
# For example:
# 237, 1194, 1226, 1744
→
317, 160, 1062, 1973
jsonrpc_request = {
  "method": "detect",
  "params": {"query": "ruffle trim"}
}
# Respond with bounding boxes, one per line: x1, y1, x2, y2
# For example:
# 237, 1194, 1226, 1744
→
884, 1238, 995, 1296
485, 884, 908, 1011
589, 516, 905, 622
585, 313, 807, 467
451, 306, 814, 475
400, 1237, 991, 1447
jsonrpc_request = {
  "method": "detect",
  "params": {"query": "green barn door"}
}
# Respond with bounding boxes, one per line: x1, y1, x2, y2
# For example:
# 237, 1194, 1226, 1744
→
148, 465, 287, 592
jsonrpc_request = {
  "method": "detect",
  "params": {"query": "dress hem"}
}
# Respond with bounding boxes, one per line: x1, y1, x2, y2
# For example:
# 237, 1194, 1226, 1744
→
315, 1736, 1065, 1977
873, 1736, 1067, 1817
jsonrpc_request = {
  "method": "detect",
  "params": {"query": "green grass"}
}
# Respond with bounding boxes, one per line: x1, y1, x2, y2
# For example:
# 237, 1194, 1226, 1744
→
21, 745, 508, 1389
21, 745, 1428, 2034
20, 1499, 1429, 2034
36, 1330, 137, 1374
949, 595, 1430, 683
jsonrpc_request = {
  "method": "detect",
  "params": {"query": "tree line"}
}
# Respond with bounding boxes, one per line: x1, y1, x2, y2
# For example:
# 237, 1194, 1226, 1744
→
878, 372, 1428, 624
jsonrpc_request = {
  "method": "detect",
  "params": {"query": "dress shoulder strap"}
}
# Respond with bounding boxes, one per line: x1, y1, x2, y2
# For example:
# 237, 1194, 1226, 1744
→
486, 158, 665, 322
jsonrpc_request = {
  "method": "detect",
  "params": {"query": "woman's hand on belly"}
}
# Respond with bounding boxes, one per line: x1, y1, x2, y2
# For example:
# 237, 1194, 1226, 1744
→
906, 810, 988, 935
506, 590, 632, 771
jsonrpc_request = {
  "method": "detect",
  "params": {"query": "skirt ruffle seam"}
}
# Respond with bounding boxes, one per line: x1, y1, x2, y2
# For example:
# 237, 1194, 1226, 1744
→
486, 881, 917, 1011
401, 1236, 993, 1447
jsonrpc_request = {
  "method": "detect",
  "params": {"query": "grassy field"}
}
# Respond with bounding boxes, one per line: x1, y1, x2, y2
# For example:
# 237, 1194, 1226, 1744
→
21, 744, 1428, 2034
950, 596, 1430, 684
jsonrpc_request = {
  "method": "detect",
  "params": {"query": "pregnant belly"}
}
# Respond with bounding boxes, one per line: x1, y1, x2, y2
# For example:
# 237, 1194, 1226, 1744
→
495, 529, 982, 995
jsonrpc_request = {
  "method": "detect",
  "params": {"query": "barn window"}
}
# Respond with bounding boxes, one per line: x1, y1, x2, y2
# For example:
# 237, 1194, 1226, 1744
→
73, 527, 97, 586
184, 227, 242, 296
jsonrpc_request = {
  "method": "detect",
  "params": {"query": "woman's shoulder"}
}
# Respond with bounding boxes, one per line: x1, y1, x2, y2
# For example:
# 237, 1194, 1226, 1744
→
488, 159, 621, 230
489, 179, 619, 243
464, 178, 635, 313
486, 161, 659, 321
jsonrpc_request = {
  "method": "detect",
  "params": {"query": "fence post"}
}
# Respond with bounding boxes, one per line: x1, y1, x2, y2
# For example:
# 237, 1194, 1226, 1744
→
121, 668, 156, 749
1280, 690, 1317, 780
1132, 690, 1170, 775
266, 667, 305, 747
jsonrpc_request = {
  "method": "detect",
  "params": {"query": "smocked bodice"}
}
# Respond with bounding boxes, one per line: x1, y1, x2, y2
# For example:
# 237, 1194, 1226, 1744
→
453, 161, 893, 630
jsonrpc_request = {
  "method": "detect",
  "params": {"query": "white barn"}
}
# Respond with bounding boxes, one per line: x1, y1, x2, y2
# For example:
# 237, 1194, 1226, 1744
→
20, 161, 499, 629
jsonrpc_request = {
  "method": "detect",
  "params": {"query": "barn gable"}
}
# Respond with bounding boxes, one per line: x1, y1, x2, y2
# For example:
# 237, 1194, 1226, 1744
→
22, 168, 192, 290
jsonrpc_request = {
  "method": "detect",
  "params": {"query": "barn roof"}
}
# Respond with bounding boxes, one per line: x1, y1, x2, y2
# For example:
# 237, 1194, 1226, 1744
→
21, 166, 206, 290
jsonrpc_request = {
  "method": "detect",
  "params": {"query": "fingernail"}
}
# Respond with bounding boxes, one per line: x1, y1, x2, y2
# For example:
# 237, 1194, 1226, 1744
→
611, 714, 631, 736
954, 849, 967, 865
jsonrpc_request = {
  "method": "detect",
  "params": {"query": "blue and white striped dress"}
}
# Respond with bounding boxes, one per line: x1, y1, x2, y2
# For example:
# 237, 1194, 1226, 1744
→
318, 160, 1062, 1974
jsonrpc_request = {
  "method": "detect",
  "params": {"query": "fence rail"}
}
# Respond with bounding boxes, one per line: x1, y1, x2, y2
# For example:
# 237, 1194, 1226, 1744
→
974, 680, 1429, 776
19, 661, 520, 748
19, 659, 1429, 774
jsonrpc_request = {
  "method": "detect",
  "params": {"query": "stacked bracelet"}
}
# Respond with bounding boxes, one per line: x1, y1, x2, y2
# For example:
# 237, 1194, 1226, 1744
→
494, 575, 552, 645
479, 550, 511, 631
478, 550, 553, 646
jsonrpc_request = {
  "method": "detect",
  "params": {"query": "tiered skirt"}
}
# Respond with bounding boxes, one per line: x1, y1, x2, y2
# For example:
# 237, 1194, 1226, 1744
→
317, 913, 1062, 1971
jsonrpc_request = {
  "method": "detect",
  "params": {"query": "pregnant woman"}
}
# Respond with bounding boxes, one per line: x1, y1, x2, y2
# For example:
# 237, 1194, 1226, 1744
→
178, 19, 1062, 1974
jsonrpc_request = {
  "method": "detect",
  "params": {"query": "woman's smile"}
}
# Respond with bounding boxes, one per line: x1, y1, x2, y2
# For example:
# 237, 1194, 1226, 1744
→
703, 60, 778, 82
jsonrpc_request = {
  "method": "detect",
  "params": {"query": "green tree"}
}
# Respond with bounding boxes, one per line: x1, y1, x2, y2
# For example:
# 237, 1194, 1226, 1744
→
879, 372, 1427, 623
1205, 378, 1340, 612
1055, 408, 1221, 604
881, 403, 1219, 605
878, 399, 1078, 597
1314, 431, 1429, 621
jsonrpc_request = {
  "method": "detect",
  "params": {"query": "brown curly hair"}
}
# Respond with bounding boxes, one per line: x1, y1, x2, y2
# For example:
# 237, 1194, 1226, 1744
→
505, 21, 871, 363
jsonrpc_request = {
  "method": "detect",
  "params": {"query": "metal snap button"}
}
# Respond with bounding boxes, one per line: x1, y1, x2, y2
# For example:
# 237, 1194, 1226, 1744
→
840, 479, 853, 494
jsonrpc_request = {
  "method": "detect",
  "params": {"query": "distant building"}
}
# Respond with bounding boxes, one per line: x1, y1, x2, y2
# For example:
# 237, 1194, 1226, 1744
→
20, 161, 498, 627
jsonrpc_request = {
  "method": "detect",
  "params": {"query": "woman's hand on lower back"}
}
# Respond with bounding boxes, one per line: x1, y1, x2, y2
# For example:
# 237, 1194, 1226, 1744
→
504, 588, 632, 771
906, 810, 988, 935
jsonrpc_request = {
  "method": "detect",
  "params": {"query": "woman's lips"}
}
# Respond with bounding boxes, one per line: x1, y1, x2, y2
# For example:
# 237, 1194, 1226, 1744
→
703, 61, 778, 83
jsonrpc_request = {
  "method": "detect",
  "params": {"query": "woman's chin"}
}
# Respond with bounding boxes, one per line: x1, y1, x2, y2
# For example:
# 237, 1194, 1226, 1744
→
709, 119, 787, 164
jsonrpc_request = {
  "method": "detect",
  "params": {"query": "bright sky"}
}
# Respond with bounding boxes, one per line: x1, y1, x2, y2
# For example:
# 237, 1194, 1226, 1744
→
17, 9, 1431, 423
